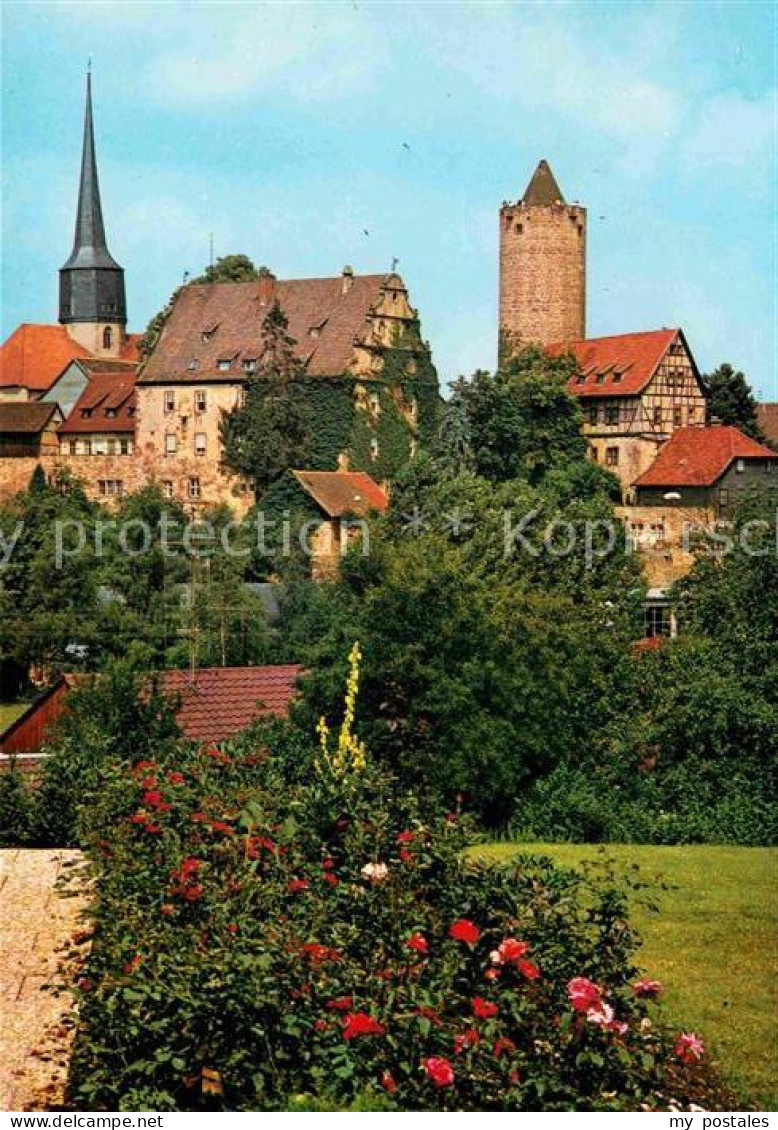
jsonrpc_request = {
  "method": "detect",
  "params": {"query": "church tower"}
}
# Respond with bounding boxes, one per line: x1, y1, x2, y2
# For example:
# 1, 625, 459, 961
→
59, 72, 126, 357
498, 159, 586, 360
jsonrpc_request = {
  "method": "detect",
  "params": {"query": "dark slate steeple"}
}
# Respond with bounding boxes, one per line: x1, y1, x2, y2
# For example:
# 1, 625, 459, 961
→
521, 159, 565, 206
59, 71, 126, 326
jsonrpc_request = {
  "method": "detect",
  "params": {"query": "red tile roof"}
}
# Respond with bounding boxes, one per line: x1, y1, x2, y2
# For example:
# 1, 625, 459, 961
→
757, 403, 778, 445
138, 273, 400, 384
0, 324, 93, 391
59, 372, 137, 434
0, 402, 62, 434
161, 665, 302, 742
547, 328, 679, 398
634, 425, 778, 488
0, 325, 142, 393
292, 470, 389, 517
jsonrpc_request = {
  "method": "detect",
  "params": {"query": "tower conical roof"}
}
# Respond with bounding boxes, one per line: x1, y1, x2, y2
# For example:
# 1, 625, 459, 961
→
521, 159, 565, 206
61, 72, 122, 271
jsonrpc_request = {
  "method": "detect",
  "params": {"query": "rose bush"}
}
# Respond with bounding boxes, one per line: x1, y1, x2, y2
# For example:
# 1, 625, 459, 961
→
67, 652, 714, 1112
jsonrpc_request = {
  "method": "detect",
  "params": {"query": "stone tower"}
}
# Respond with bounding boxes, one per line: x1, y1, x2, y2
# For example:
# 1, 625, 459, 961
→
59, 72, 127, 357
498, 159, 586, 360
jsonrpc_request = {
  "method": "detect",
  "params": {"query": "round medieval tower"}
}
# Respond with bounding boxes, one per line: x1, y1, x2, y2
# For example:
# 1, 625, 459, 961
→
498, 159, 586, 361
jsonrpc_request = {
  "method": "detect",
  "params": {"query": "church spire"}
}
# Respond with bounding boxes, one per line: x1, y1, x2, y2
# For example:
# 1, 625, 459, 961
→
521, 159, 565, 206
59, 70, 127, 338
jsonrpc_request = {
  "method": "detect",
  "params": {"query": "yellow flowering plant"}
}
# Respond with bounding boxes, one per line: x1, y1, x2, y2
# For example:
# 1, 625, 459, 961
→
316, 642, 368, 779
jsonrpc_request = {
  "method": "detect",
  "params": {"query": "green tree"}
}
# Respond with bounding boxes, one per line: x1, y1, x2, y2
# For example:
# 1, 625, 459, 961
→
191, 253, 267, 285
702, 362, 763, 439
447, 346, 590, 484
220, 301, 313, 493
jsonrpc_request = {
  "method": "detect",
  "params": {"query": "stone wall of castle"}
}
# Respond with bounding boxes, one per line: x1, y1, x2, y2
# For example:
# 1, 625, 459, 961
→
499, 201, 586, 350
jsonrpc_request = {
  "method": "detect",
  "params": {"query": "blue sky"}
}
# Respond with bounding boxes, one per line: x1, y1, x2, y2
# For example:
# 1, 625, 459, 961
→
2, 1, 776, 398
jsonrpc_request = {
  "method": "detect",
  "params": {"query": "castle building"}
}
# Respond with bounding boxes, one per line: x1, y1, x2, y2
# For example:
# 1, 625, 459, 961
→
135, 269, 437, 513
499, 159, 586, 354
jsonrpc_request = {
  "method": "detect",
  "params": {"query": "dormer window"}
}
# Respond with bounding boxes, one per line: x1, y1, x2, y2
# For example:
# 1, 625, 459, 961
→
612, 372, 623, 384
243, 358, 258, 373
188, 359, 200, 371
81, 408, 93, 419
595, 373, 606, 384
575, 374, 586, 384
106, 408, 117, 419
202, 324, 219, 342
218, 359, 231, 372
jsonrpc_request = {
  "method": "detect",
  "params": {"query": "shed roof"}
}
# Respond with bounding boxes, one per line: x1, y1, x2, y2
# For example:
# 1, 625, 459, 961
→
634, 425, 778, 488
291, 470, 389, 517
0, 401, 62, 434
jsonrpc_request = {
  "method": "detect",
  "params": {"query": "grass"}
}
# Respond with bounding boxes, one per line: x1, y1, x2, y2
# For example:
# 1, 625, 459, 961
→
473, 843, 777, 1111
0, 701, 30, 731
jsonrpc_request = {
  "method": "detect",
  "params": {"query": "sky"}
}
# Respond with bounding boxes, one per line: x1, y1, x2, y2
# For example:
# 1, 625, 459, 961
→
1, 1, 776, 399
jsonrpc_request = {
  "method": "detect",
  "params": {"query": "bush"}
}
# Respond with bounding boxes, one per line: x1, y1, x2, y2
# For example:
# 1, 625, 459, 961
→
0, 761, 33, 846
68, 651, 716, 1111
511, 759, 776, 846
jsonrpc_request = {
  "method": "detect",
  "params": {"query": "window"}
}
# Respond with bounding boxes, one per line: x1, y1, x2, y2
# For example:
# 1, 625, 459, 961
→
653, 406, 663, 426
369, 392, 380, 414
595, 373, 606, 384
611, 372, 623, 384
202, 324, 218, 342
164, 391, 176, 413
719, 487, 730, 509
165, 433, 177, 455
106, 408, 117, 418
188, 477, 201, 499
81, 408, 93, 419
93, 438, 107, 455
736, 458, 745, 473
605, 404, 619, 426
370, 437, 380, 460
103, 326, 112, 350
107, 439, 118, 455
120, 438, 131, 455
98, 479, 124, 498
236, 388, 246, 408
195, 390, 207, 413
605, 446, 619, 467
645, 604, 672, 638
673, 407, 683, 427
187, 359, 200, 371
162, 480, 174, 500
243, 358, 257, 373
217, 359, 231, 372
576, 374, 586, 384
195, 432, 207, 455
590, 446, 599, 462
588, 405, 600, 425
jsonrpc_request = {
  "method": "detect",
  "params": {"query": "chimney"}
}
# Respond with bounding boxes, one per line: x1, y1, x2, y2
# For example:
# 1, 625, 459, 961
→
341, 265, 354, 295
257, 270, 276, 307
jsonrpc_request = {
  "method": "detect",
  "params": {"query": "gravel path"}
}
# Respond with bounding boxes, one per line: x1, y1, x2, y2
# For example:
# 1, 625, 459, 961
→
0, 850, 90, 1112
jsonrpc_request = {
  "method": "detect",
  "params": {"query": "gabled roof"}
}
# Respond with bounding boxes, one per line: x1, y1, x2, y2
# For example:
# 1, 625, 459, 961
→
161, 665, 302, 742
0, 325, 93, 391
138, 273, 400, 385
291, 470, 389, 517
0, 401, 62, 434
0, 325, 141, 393
547, 328, 680, 398
634, 425, 778, 488
757, 403, 778, 445
59, 372, 136, 434
521, 159, 565, 206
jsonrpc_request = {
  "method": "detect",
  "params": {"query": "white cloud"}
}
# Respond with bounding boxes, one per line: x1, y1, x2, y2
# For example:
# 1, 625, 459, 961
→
144, 5, 382, 106
682, 89, 775, 185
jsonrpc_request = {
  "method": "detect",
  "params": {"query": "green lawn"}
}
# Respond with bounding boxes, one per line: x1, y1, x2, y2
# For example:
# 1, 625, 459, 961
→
0, 701, 30, 731
474, 843, 777, 1110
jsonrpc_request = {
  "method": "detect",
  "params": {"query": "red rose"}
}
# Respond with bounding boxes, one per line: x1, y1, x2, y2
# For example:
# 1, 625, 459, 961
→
227, 923, 239, 935
567, 977, 603, 1012
128, 812, 147, 825
144, 823, 163, 834
122, 955, 142, 974
140, 776, 157, 789
167, 772, 185, 785
322, 872, 338, 887
493, 1036, 516, 1058
182, 884, 204, 901
471, 996, 499, 1019
321, 858, 336, 870
343, 1012, 386, 1039
301, 943, 341, 964
381, 1070, 398, 1093
288, 878, 309, 893
454, 1028, 480, 1054
490, 937, 530, 966
327, 996, 353, 1011
190, 812, 208, 823
314, 1019, 328, 1032
517, 959, 541, 981
406, 932, 429, 954
449, 919, 480, 944
397, 830, 415, 843
399, 848, 414, 863
484, 967, 501, 981
423, 1057, 455, 1087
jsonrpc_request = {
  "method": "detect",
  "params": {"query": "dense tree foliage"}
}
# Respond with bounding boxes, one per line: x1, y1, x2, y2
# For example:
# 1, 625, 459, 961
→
702, 362, 763, 439
220, 301, 313, 493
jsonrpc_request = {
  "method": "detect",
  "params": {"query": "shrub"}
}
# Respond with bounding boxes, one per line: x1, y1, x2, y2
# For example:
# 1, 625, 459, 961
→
68, 650, 716, 1111
0, 760, 33, 846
